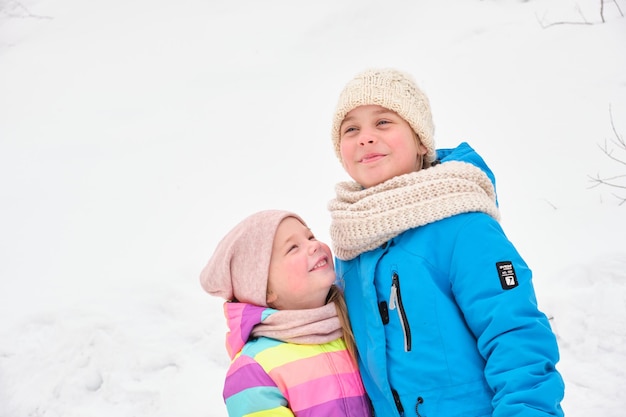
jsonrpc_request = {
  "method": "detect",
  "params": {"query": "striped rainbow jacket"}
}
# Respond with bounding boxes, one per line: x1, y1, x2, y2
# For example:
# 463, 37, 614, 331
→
221, 302, 371, 417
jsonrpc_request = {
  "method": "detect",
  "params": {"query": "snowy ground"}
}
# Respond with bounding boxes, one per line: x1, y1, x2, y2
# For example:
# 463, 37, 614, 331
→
1, 0, 625, 416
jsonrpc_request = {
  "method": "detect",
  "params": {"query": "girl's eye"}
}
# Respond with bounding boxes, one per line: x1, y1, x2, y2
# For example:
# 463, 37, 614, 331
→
343, 126, 357, 134
377, 119, 390, 126
287, 244, 298, 253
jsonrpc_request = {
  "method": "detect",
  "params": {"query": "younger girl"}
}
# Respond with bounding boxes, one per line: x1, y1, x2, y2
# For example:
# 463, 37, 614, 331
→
200, 210, 371, 417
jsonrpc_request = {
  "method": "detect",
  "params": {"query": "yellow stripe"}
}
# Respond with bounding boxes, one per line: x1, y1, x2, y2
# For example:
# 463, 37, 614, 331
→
255, 338, 346, 370
246, 406, 294, 417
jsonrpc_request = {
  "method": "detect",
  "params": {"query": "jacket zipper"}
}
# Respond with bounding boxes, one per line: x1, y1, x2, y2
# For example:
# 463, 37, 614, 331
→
389, 272, 411, 352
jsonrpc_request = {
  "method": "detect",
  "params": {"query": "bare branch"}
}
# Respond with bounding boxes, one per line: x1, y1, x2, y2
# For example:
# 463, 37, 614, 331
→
577, 3, 591, 23
0, 0, 52, 19
541, 199, 558, 210
590, 105, 626, 202
535, 12, 593, 28
588, 174, 626, 188
537, 0, 623, 28
612, 0, 624, 17
596, 141, 626, 167
609, 105, 625, 148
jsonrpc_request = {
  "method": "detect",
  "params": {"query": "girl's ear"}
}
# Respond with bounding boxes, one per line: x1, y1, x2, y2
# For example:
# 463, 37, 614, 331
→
266, 289, 278, 306
415, 135, 428, 156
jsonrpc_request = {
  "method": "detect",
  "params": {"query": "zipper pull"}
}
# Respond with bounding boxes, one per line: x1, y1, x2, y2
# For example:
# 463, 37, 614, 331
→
389, 274, 399, 310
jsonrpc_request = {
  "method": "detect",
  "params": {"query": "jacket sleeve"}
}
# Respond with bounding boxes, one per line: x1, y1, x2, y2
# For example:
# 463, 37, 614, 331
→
449, 213, 565, 417
223, 355, 294, 417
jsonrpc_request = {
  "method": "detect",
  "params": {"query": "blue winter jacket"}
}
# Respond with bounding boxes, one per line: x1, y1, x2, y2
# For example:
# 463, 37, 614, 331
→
335, 143, 565, 417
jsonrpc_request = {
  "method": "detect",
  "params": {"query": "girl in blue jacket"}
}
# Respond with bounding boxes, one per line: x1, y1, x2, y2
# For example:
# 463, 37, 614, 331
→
327, 68, 565, 417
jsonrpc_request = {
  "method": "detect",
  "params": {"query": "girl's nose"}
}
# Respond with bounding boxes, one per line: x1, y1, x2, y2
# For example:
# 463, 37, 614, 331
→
358, 131, 376, 146
308, 240, 321, 254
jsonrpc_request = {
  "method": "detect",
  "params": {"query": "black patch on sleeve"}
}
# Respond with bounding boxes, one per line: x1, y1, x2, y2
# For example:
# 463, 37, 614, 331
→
496, 261, 519, 290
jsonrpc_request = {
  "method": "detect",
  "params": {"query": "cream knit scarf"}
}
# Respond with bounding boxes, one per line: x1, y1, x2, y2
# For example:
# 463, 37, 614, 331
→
329, 161, 501, 261
251, 302, 342, 345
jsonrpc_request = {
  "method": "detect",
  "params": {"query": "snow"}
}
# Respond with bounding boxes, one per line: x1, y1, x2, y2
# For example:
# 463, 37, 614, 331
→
1, 0, 625, 415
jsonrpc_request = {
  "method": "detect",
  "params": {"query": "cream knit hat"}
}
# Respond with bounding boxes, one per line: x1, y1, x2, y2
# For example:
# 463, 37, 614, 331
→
331, 68, 436, 166
199, 210, 305, 307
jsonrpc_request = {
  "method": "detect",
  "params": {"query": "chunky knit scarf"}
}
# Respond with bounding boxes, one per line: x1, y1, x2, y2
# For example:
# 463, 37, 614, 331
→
329, 161, 501, 261
252, 302, 342, 344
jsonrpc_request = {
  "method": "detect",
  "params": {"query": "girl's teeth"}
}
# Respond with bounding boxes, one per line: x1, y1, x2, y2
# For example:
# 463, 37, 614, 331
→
314, 259, 327, 269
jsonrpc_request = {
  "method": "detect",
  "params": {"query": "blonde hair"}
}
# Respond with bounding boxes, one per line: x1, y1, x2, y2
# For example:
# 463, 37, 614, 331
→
326, 285, 358, 366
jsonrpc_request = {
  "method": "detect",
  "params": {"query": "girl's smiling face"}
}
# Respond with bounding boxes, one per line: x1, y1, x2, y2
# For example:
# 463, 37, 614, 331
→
266, 217, 336, 310
339, 105, 428, 188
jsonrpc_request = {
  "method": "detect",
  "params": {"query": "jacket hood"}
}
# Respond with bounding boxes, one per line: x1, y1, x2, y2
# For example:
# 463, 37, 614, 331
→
222, 301, 344, 359
223, 302, 277, 360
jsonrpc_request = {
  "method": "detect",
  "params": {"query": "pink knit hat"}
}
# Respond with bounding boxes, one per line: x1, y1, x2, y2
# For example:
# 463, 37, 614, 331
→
199, 210, 306, 307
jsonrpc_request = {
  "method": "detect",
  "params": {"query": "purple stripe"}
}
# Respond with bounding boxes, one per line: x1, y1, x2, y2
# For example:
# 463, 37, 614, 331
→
296, 396, 370, 417
223, 361, 277, 398
239, 304, 266, 335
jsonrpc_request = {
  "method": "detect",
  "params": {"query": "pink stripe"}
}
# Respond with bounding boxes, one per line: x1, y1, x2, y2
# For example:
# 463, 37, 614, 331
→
225, 354, 257, 377
224, 303, 245, 359
269, 350, 359, 389
288, 373, 366, 411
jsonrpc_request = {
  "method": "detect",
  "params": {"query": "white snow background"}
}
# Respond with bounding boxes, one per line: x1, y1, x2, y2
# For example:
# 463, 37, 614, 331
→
1, 0, 625, 416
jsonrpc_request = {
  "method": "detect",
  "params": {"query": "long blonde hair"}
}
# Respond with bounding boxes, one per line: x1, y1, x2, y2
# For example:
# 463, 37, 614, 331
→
326, 285, 358, 366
